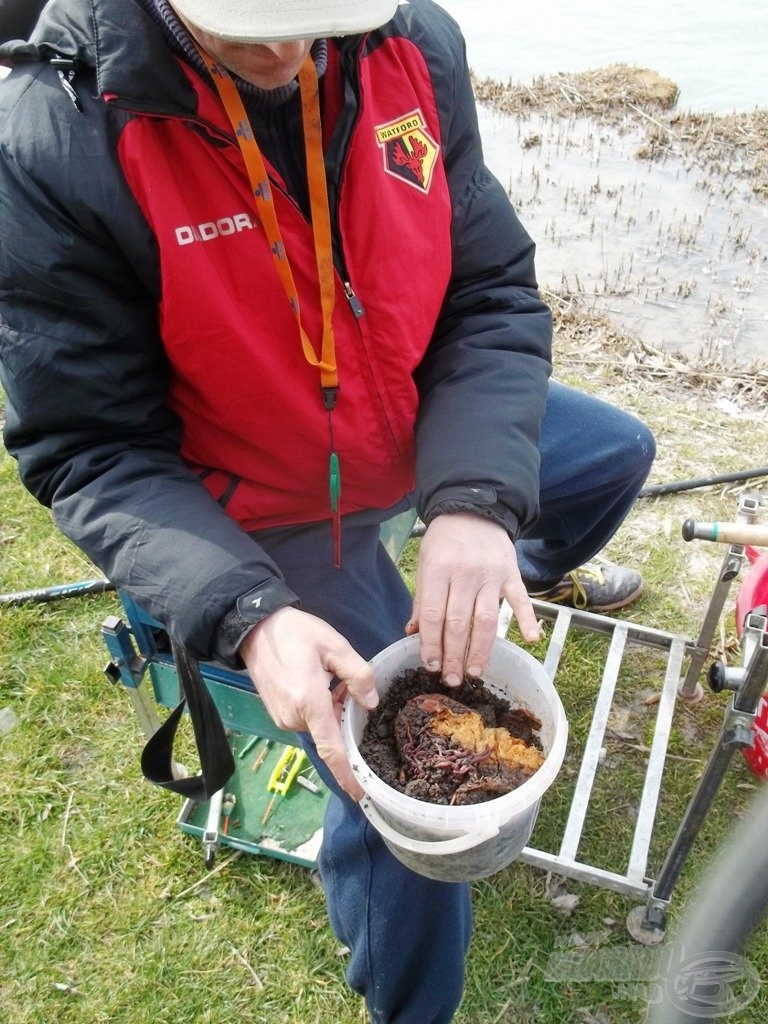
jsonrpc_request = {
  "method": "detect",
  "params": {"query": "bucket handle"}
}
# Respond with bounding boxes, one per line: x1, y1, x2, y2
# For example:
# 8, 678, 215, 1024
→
361, 798, 499, 857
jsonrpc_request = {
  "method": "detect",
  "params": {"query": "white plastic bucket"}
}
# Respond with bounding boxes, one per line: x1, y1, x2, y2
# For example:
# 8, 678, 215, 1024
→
341, 634, 568, 881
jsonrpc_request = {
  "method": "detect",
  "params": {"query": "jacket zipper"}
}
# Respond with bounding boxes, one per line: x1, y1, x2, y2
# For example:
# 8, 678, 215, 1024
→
323, 39, 368, 318
326, 41, 405, 459
344, 282, 365, 318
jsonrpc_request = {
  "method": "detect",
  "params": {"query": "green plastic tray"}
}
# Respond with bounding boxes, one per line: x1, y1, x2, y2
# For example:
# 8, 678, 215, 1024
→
177, 734, 329, 869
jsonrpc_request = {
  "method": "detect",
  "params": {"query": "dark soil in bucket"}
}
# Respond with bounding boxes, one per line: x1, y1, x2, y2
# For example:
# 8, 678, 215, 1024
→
359, 667, 545, 806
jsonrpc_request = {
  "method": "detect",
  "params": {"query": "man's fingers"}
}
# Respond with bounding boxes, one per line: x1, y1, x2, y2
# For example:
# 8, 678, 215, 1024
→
239, 609, 372, 799
412, 564, 450, 676
324, 643, 379, 710
464, 584, 503, 677
436, 580, 476, 687
304, 698, 364, 800
502, 578, 541, 643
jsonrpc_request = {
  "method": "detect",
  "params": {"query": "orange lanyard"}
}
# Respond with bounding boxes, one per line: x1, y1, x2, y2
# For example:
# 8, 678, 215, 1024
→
196, 48, 343, 565
197, 48, 339, 393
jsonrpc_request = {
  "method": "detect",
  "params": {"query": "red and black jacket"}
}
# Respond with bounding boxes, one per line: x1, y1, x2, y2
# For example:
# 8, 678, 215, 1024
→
0, 0, 552, 657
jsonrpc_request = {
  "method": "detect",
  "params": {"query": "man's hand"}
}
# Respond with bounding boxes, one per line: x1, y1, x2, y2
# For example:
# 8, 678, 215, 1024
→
406, 513, 540, 687
239, 606, 378, 799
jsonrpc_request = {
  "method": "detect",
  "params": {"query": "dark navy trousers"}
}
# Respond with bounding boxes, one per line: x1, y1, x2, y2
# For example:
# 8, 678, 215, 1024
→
254, 381, 655, 1023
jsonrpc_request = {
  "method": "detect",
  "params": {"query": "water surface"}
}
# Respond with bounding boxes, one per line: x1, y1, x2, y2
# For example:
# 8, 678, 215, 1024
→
440, 0, 768, 114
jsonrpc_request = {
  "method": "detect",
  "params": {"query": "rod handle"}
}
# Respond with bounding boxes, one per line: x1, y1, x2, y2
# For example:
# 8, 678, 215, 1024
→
682, 519, 768, 546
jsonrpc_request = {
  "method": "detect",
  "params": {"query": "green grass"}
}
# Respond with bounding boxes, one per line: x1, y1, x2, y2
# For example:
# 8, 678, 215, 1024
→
2, 378, 768, 1023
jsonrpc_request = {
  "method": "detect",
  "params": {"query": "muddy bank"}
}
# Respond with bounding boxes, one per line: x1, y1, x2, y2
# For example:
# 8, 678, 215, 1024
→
473, 65, 768, 196
473, 65, 768, 366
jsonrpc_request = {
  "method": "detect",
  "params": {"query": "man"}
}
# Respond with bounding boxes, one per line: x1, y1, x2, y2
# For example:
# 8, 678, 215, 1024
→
0, 1, 654, 1020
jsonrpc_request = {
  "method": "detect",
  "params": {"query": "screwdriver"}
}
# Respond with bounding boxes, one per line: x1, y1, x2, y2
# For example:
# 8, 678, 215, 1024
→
251, 737, 273, 772
221, 792, 236, 835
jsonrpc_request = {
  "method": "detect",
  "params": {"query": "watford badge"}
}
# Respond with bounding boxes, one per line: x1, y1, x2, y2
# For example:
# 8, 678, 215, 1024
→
375, 109, 439, 194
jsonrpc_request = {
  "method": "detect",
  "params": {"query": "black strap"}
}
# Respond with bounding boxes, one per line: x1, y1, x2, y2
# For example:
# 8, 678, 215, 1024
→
140, 638, 235, 802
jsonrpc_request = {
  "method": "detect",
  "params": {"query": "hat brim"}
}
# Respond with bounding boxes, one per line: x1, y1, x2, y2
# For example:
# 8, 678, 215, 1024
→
171, 0, 401, 43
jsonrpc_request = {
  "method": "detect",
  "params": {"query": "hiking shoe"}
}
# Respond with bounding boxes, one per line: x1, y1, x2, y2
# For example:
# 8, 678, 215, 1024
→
526, 560, 644, 612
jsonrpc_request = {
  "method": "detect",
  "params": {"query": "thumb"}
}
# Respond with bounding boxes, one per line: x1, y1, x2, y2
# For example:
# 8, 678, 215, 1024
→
303, 695, 364, 800
323, 642, 379, 711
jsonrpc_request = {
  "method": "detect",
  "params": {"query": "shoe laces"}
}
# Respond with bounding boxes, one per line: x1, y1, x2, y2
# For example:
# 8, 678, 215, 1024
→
566, 563, 606, 608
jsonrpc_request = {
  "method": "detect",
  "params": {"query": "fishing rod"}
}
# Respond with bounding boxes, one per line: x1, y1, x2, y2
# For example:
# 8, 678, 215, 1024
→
0, 578, 116, 606
639, 467, 768, 498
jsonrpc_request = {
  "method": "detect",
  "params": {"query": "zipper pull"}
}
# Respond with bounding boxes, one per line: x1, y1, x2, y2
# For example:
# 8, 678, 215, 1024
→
52, 54, 83, 112
344, 282, 365, 319
329, 452, 342, 568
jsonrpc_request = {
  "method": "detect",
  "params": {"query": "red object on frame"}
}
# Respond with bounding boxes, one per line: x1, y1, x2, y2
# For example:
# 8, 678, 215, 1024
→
738, 549, 768, 779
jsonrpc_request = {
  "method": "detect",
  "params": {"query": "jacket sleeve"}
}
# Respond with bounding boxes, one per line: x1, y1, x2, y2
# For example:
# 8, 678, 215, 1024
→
0, 66, 296, 659
412, 8, 553, 539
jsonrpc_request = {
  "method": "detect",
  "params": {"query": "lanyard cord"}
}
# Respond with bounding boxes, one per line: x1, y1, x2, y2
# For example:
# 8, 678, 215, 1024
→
196, 47, 339, 396
195, 47, 343, 565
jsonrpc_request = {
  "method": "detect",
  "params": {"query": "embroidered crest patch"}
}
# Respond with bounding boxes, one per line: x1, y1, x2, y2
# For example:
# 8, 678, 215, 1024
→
375, 109, 439, 193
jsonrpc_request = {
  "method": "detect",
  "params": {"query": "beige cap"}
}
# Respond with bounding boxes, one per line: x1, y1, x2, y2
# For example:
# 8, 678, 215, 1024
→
170, 0, 400, 42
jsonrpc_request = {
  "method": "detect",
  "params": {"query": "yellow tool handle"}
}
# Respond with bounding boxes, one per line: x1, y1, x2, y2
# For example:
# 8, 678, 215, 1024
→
267, 745, 307, 795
